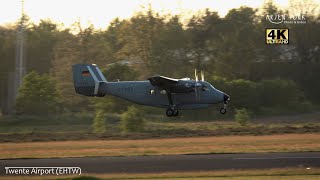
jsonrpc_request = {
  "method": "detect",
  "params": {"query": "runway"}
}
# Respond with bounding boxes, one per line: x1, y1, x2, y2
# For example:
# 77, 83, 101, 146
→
1, 152, 320, 174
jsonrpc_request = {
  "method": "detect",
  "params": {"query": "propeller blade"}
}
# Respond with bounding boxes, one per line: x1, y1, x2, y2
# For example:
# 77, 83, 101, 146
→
194, 69, 202, 101
195, 69, 198, 82
201, 71, 204, 81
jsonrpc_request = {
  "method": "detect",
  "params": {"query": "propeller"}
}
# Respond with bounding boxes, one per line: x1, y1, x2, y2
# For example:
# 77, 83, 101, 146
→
194, 69, 202, 101
201, 71, 204, 81
195, 69, 205, 81
195, 69, 198, 81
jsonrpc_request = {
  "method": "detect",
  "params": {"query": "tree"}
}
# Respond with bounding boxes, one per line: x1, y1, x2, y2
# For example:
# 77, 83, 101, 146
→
288, 10, 320, 63
257, 79, 305, 108
0, 26, 16, 115
15, 71, 61, 115
92, 109, 107, 134
121, 106, 145, 133
226, 79, 259, 111
51, 30, 84, 112
235, 108, 250, 126
102, 63, 139, 82
102, 18, 126, 62
117, 8, 164, 77
258, 1, 284, 63
212, 6, 259, 79
186, 9, 222, 72
151, 15, 189, 77
27, 20, 61, 73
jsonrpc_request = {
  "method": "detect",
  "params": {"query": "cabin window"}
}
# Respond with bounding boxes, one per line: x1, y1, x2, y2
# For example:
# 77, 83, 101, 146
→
160, 90, 167, 94
150, 89, 155, 95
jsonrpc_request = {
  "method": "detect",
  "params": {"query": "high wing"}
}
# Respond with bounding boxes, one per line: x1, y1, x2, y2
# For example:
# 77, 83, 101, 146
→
148, 76, 181, 105
148, 75, 196, 93
148, 75, 178, 89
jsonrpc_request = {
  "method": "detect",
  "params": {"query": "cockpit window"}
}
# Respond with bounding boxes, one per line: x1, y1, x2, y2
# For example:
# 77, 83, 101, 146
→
202, 85, 209, 91
209, 84, 216, 90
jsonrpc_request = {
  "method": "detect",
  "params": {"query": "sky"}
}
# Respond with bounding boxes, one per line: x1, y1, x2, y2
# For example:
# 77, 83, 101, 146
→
0, 0, 317, 29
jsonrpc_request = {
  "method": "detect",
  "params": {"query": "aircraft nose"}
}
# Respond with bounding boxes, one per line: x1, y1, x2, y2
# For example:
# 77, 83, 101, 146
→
223, 93, 230, 102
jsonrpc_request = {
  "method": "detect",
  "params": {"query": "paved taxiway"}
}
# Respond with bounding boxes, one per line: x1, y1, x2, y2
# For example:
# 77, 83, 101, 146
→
1, 152, 320, 174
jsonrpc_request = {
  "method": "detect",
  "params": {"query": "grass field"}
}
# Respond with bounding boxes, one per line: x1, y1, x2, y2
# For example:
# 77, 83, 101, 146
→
0, 112, 320, 143
0, 168, 319, 180
1, 133, 319, 159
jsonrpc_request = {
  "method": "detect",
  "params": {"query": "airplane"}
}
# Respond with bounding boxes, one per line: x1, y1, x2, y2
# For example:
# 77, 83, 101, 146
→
72, 64, 230, 117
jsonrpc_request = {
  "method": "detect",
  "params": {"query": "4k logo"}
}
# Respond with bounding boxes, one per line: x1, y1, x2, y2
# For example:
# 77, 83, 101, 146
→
266, 28, 289, 44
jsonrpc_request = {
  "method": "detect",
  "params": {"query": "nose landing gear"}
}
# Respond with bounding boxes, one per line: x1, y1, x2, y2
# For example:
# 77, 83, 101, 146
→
166, 108, 179, 117
220, 102, 227, 114
220, 93, 230, 114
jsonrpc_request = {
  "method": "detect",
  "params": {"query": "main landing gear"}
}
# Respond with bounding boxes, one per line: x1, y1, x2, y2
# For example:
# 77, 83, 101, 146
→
166, 108, 179, 117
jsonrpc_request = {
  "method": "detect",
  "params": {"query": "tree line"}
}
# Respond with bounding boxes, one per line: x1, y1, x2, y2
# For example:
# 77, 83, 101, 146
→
0, 1, 320, 123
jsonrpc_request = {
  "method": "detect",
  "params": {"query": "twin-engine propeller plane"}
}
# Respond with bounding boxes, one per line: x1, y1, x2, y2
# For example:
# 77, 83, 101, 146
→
72, 64, 230, 117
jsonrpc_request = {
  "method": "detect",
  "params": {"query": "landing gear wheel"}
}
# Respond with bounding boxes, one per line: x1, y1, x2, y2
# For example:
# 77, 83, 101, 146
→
166, 108, 174, 117
219, 101, 228, 114
220, 108, 227, 114
173, 109, 179, 116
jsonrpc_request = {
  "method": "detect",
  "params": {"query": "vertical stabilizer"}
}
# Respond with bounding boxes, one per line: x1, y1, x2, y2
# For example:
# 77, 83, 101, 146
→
72, 64, 107, 97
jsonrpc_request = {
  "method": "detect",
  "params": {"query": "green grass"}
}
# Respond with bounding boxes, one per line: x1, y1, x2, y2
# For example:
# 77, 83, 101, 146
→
0, 112, 320, 142
0, 113, 93, 133
1, 133, 320, 159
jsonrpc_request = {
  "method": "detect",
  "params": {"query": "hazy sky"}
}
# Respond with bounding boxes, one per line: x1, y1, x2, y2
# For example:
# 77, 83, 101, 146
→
0, 0, 315, 29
